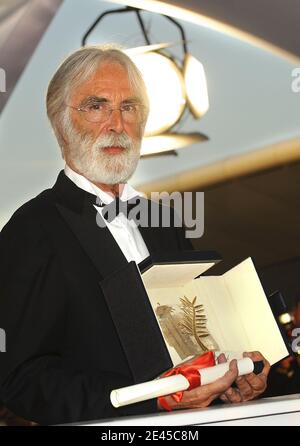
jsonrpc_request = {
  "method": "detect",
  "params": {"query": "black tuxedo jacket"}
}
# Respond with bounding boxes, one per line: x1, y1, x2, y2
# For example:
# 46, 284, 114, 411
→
0, 171, 193, 425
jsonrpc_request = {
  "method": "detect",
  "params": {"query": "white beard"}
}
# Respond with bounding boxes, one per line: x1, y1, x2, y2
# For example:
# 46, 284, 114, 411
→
64, 121, 142, 184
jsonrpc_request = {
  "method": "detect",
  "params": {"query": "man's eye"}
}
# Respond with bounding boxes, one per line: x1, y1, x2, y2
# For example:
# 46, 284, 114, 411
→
88, 104, 103, 111
122, 104, 136, 112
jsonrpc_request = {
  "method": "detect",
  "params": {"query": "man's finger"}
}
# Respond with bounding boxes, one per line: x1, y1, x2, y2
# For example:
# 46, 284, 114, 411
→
223, 386, 243, 403
199, 359, 239, 398
219, 393, 230, 403
217, 353, 227, 364
235, 376, 255, 400
243, 373, 268, 393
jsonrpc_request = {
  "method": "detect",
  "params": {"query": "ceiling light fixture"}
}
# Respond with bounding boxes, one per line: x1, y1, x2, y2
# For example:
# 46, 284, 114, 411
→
82, 6, 209, 157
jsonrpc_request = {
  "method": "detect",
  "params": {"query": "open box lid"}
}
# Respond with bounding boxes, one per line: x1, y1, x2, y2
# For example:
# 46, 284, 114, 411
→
139, 251, 222, 289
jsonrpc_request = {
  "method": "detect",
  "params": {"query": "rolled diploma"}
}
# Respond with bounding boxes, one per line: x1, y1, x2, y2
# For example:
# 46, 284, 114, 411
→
110, 357, 254, 408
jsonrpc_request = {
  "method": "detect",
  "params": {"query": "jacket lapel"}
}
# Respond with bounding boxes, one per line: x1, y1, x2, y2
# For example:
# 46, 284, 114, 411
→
56, 204, 129, 278
53, 171, 128, 279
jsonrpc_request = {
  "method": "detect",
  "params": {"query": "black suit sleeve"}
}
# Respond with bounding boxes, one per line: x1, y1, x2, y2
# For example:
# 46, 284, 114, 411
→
0, 212, 157, 425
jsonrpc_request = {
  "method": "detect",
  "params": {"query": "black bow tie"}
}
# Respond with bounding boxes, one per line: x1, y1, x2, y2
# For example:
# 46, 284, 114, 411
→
97, 196, 141, 222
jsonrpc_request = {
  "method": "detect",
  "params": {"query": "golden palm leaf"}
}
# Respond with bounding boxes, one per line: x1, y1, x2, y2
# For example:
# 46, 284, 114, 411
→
179, 296, 210, 352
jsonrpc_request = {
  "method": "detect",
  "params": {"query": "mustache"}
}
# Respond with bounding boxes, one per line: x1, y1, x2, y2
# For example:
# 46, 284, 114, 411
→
93, 133, 135, 152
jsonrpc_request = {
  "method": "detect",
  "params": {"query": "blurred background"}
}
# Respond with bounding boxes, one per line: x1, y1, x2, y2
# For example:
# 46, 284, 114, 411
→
0, 0, 300, 422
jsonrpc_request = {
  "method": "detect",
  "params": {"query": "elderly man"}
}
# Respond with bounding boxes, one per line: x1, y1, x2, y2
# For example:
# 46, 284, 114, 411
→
0, 46, 269, 425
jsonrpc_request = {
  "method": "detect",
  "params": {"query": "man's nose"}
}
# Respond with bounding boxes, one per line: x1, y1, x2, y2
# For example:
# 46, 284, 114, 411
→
107, 109, 125, 134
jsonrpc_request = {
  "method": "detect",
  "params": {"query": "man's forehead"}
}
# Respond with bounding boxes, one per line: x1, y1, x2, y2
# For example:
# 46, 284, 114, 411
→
84, 63, 131, 87
73, 63, 135, 99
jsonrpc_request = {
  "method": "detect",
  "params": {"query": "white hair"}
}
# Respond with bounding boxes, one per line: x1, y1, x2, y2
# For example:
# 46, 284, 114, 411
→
46, 44, 149, 156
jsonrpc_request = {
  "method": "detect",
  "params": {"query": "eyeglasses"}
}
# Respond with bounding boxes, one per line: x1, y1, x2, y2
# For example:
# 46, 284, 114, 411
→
67, 101, 146, 124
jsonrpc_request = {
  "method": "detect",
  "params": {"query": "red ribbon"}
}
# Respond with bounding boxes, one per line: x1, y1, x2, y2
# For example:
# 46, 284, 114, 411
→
158, 351, 216, 411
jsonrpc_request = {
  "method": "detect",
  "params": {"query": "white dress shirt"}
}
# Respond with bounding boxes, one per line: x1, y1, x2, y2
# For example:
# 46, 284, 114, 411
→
64, 165, 150, 264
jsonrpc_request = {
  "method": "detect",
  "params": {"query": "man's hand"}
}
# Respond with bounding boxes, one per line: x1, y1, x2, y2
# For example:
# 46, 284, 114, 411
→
157, 351, 270, 411
157, 358, 239, 411
218, 351, 270, 404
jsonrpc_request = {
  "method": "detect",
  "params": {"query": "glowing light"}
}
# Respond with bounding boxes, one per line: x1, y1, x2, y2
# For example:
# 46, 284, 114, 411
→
183, 54, 209, 118
141, 132, 208, 156
132, 52, 186, 136
278, 313, 292, 325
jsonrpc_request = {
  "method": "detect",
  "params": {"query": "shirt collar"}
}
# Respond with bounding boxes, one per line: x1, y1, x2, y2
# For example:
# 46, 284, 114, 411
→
64, 164, 143, 205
